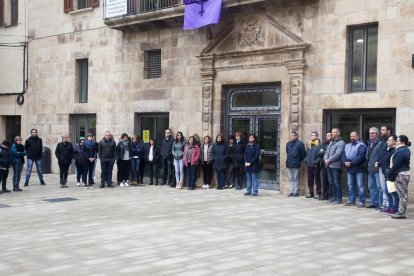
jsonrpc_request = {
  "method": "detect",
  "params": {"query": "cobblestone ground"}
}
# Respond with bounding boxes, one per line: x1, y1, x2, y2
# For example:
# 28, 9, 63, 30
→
1, 173, 414, 276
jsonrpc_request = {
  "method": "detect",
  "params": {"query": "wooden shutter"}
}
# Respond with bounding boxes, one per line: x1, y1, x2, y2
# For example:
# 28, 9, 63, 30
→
64, 0, 73, 13
11, 0, 17, 26
0, 0, 4, 27
87, 0, 99, 8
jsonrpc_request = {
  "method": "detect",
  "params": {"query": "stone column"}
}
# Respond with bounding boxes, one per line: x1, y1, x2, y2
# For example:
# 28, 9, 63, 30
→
199, 55, 215, 138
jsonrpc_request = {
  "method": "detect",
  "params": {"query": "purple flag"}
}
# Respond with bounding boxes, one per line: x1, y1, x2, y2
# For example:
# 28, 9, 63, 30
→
183, 0, 223, 30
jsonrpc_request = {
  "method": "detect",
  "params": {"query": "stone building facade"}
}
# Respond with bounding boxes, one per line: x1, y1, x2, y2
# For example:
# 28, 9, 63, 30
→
2, 0, 414, 196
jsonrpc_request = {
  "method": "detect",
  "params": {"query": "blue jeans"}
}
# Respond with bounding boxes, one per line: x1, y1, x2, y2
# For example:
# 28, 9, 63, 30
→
367, 172, 381, 207
347, 172, 365, 204
12, 162, 24, 188
25, 159, 44, 184
327, 168, 342, 202
187, 165, 198, 189
216, 169, 226, 188
246, 171, 259, 195
287, 168, 299, 194
131, 158, 140, 181
383, 179, 400, 210
174, 159, 185, 183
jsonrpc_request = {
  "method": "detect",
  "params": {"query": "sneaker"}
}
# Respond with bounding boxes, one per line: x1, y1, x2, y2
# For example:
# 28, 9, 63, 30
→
293, 193, 299, 197
287, 193, 294, 197
386, 209, 398, 215
40, 181, 46, 185
84, 186, 89, 189
244, 192, 251, 196
201, 184, 205, 189
344, 202, 356, 206
228, 185, 234, 189
77, 182, 81, 187
89, 185, 94, 189
391, 212, 406, 219
305, 194, 314, 198
357, 203, 365, 208
120, 182, 125, 187
13, 188, 23, 192
24, 182, 29, 187
205, 184, 210, 189
124, 182, 130, 187
332, 201, 341, 205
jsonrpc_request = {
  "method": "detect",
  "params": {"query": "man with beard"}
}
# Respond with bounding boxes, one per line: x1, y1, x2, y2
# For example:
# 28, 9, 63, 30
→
24, 129, 46, 186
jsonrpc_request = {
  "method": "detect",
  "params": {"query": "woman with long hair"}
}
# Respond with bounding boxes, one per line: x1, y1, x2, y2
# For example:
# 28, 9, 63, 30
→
172, 131, 185, 189
212, 134, 227, 190
74, 139, 87, 187
145, 138, 160, 185
201, 135, 213, 189
183, 136, 201, 190
116, 133, 132, 187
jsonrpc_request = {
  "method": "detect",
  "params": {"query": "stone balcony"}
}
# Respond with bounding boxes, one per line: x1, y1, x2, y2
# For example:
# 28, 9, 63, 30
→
104, 0, 268, 30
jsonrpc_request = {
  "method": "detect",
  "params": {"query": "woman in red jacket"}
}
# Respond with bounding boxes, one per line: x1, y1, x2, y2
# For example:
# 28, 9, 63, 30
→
183, 136, 201, 190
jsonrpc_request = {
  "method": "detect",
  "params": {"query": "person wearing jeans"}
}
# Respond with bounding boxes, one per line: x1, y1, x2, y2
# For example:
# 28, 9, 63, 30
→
324, 128, 345, 204
382, 135, 399, 214
24, 128, 45, 186
244, 134, 261, 196
98, 131, 116, 188
286, 131, 306, 197
10, 136, 27, 191
342, 130, 367, 207
212, 134, 227, 190
172, 132, 185, 189
201, 136, 213, 189
366, 127, 382, 208
160, 129, 175, 187
183, 136, 200, 190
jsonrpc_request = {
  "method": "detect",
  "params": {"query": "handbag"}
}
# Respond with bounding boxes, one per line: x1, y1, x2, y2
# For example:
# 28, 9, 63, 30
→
386, 181, 396, 193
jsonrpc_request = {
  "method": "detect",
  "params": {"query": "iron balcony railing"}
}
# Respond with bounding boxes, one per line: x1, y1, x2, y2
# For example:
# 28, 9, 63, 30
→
104, 0, 182, 20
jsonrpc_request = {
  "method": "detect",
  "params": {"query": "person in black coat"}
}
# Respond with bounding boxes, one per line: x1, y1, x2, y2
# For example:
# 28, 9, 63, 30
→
212, 134, 227, 190
145, 138, 160, 185
0, 140, 12, 194
10, 136, 27, 191
55, 135, 74, 188
74, 139, 87, 187
244, 134, 261, 196
286, 131, 306, 197
24, 128, 46, 186
159, 129, 175, 187
231, 132, 245, 190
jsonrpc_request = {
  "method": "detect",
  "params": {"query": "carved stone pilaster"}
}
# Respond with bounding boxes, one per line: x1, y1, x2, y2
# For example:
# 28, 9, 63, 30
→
287, 61, 305, 133
199, 55, 215, 137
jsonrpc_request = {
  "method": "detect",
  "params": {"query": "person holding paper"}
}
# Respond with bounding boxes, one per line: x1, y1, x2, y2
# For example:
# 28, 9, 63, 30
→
383, 135, 398, 215
388, 135, 411, 219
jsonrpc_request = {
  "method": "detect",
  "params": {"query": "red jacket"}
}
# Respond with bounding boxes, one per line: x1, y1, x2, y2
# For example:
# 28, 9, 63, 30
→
183, 144, 201, 167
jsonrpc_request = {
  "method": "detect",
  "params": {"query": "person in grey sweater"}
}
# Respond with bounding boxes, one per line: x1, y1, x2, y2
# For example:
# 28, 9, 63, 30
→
324, 128, 345, 205
366, 127, 382, 208
98, 131, 116, 188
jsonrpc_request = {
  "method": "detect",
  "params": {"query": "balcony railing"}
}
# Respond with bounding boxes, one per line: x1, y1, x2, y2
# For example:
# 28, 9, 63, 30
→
104, 0, 182, 20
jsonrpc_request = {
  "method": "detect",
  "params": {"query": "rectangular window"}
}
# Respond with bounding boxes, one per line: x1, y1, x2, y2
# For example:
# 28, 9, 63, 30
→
137, 113, 169, 142
78, 0, 87, 9
64, 0, 98, 13
10, 0, 17, 26
348, 24, 378, 92
77, 59, 88, 103
145, 49, 161, 79
1, 0, 17, 26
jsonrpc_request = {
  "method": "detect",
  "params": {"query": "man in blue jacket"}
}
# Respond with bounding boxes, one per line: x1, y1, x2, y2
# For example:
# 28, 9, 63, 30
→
342, 130, 367, 207
286, 131, 306, 197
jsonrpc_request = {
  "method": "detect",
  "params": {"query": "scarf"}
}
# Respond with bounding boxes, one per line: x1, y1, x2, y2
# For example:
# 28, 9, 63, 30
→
308, 139, 319, 149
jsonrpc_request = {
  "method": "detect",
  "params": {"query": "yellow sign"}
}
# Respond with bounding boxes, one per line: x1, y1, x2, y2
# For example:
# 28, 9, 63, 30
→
143, 130, 150, 143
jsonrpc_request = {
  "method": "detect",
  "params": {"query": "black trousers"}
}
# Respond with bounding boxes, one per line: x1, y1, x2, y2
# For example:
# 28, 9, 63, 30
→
321, 165, 331, 198
58, 162, 71, 183
202, 162, 212, 185
100, 158, 115, 186
307, 166, 321, 195
148, 161, 158, 184
118, 159, 131, 182
138, 158, 146, 182
0, 169, 9, 191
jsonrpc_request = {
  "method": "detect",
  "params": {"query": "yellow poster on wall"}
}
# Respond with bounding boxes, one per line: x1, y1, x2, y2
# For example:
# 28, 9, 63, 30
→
143, 130, 150, 143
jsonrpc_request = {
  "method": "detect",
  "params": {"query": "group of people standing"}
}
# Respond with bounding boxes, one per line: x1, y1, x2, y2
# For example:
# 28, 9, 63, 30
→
286, 124, 411, 219
0, 128, 263, 197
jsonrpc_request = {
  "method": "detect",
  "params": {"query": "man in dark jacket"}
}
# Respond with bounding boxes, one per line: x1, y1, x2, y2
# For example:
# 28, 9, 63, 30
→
319, 131, 332, 200
84, 133, 98, 187
24, 128, 46, 186
159, 129, 175, 187
98, 131, 116, 188
366, 127, 382, 208
0, 141, 12, 193
305, 132, 322, 199
286, 131, 306, 197
55, 134, 74, 187
231, 132, 245, 190
342, 130, 367, 207
375, 124, 394, 210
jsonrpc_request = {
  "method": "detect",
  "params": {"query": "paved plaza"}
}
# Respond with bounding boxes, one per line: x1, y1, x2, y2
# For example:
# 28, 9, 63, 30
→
1, 174, 414, 276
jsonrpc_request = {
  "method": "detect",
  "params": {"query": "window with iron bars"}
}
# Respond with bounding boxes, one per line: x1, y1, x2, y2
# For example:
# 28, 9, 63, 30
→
145, 49, 161, 79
